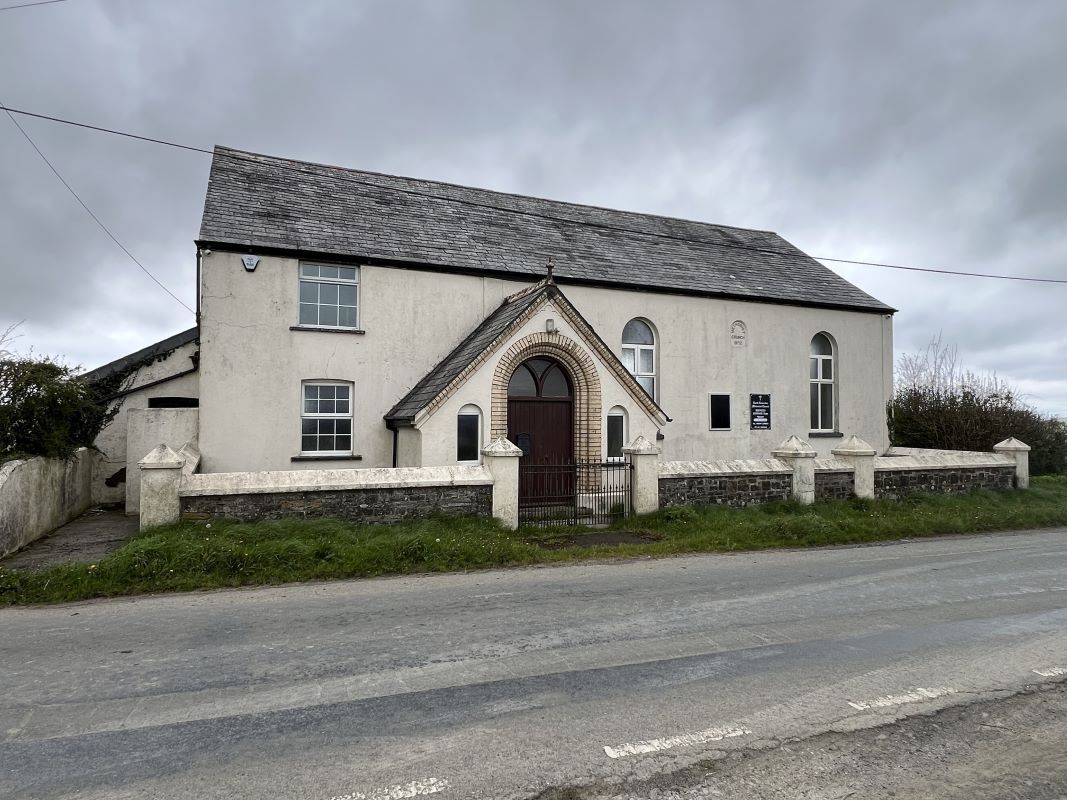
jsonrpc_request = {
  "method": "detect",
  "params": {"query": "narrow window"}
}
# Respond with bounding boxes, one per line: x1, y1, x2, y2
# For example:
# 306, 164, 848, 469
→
607, 406, 627, 460
709, 394, 731, 430
301, 382, 353, 455
809, 333, 835, 432
622, 318, 656, 400
457, 404, 481, 463
298, 263, 359, 329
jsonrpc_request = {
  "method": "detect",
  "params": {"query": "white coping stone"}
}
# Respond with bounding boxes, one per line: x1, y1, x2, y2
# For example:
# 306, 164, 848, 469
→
481, 437, 523, 457
884, 446, 993, 458
180, 465, 493, 497
873, 453, 1014, 472
139, 444, 184, 470
178, 441, 201, 477
771, 435, 817, 458
832, 434, 877, 457
659, 458, 793, 479
815, 457, 856, 473
623, 434, 660, 455
994, 437, 1031, 452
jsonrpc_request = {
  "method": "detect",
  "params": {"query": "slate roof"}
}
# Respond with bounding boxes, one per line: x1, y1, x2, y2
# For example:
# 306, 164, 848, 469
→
385, 284, 548, 423
199, 147, 894, 314
81, 327, 199, 383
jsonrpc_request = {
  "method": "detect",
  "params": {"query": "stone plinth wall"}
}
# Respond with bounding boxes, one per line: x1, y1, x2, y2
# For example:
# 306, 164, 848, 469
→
659, 459, 792, 508
178, 465, 493, 524
1, 449, 94, 558
815, 471, 855, 502
874, 466, 1014, 499
181, 484, 492, 523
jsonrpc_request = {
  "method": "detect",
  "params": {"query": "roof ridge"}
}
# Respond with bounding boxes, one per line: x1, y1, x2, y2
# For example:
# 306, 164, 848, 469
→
211, 145, 780, 238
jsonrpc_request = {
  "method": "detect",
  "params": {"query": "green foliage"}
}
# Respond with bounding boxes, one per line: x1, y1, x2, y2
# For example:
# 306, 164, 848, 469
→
888, 336, 1067, 475
3, 477, 1067, 605
0, 357, 119, 459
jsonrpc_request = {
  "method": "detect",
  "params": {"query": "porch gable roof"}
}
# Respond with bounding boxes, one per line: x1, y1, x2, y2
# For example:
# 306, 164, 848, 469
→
384, 280, 669, 426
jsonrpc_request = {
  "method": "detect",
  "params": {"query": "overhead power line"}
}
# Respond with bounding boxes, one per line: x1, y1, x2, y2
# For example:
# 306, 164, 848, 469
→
0, 0, 69, 11
1, 102, 194, 314
2, 103, 1065, 287
811, 257, 1067, 285
0, 105, 212, 153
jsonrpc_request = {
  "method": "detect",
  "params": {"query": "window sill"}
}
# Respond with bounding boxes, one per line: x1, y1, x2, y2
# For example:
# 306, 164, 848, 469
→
290, 326, 365, 335
808, 431, 844, 438
291, 454, 364, 462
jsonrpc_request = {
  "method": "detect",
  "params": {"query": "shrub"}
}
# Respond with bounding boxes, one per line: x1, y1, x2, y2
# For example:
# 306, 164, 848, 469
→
0, 357, 118, 459
888, 337, 1067, 475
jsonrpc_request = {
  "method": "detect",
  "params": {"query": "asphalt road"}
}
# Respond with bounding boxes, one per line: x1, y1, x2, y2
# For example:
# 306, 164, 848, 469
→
2, 529, 1067, 800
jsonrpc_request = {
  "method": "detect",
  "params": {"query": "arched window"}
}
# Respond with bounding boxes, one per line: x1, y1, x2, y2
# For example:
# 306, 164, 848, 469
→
456, 404, 482, 463
622, 318, 656, 399
810, 333, 835, 432
507, 358, 572, 398
606, 406, 627, 460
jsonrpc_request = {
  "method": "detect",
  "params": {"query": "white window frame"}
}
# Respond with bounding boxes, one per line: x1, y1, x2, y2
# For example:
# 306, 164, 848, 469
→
708, 393, 731, 431
622, 319, 657, 401
300, 381, 353, 456
809, 333, 836, 432
298, 262, 360, 330
606, 406, 627, 461
456, 404, 482, 464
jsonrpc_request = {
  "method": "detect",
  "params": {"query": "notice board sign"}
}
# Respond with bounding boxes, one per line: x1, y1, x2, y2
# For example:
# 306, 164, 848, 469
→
750, 394, 771, 430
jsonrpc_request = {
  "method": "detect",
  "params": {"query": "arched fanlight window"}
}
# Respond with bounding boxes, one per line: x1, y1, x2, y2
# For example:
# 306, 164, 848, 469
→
456, 403, 482, 463
810, 333, 836, 432
507, 358, 572, 398
622, 318, 656, 399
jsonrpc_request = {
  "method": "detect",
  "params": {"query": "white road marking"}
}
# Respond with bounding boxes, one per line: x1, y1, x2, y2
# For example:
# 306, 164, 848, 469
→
603, 725, 750, 759
847, 686, 956, 711
1033, 666, 1067, 678
327, 777, 449, 800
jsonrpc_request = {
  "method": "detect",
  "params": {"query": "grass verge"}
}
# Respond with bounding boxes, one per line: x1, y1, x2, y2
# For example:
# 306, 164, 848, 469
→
2, 476, 1065, 606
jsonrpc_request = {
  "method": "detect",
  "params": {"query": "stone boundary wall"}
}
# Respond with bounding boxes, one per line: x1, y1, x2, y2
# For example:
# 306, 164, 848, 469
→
0, 449, 94, 558
178, 465, 494, 524
659, 459, 793, 508
874, 452, 1017, 498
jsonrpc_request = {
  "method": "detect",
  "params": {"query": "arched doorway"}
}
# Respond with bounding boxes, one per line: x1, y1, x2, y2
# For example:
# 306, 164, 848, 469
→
506, 357, 574, 465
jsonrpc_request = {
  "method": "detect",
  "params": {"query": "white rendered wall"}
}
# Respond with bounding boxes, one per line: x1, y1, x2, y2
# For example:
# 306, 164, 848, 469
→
198, 253, 893, 472
92, 342, 199, 505
125, 407, 199, 514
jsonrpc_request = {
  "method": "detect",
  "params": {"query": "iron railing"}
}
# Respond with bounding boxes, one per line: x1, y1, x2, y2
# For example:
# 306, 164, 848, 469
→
518, 461, 632, 527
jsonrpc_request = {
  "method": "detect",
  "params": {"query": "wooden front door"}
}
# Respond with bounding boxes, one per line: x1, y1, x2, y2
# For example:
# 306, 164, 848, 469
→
507, 358, 575, 504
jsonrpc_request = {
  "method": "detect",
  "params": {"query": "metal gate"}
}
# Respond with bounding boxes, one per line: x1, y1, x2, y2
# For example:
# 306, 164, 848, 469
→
518, 460, 632, 527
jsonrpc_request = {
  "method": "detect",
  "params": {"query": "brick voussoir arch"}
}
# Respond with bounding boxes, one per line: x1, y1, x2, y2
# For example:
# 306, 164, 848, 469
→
492, 332, 603, 465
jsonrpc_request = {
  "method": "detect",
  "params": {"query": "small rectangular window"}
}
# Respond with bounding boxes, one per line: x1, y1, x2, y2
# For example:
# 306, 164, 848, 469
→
457, 413, 479, 462
709, 393, 731, 431
298, 262, 359, 330
607, 415, 625, 459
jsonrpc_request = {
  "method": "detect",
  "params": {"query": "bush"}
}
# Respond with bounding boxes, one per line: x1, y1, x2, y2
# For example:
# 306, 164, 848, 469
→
888, 337, 1067, 475
0, 357, 118, 459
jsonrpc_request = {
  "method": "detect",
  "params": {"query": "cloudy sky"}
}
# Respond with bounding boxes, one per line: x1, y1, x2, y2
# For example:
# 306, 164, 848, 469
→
1, 0, 1065, 416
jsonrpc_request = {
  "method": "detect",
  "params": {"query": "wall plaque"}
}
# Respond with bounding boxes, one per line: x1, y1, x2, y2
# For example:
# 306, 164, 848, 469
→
730, 320, 747, 347
750, 394, 771, 430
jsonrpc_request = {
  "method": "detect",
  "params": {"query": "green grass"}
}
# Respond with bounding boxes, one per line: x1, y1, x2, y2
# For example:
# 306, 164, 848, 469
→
2, 476, 1066, 606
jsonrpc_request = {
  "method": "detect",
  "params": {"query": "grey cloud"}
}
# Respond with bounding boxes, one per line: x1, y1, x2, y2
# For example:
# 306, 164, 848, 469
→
1, 0, 1065, 417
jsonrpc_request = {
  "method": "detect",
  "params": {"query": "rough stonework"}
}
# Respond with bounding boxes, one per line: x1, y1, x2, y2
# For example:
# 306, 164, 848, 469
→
874, 466, 1014, 499
180, 484, 492, 523
815, 471, 855, 501
659, 474, 792, 508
